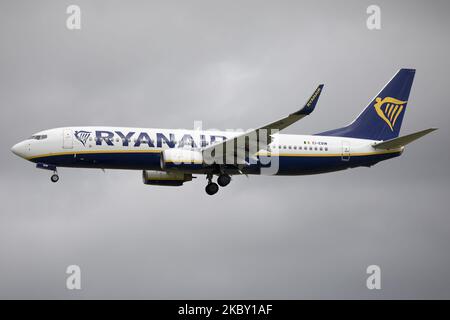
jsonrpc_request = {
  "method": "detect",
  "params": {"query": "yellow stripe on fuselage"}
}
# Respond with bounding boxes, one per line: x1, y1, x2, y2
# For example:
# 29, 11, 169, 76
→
27, 149, 161, 160
257, 149, 401, 157
27, 148, 402, 161
164, 160, 203, 164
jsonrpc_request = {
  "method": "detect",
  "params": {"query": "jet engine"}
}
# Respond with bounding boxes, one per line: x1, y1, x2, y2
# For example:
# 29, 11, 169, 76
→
142, 170, 192, 186
160, 149, 204, 170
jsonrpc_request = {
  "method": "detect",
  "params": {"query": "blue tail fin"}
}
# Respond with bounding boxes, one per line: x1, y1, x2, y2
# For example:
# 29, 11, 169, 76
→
317, 69, 415, 140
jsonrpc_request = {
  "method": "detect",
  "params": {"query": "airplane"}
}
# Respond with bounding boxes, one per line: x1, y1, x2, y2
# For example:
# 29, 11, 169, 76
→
11, 68, 436, 195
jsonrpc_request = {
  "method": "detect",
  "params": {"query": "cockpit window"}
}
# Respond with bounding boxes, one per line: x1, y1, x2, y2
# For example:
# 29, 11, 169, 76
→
30, 135, 48, 140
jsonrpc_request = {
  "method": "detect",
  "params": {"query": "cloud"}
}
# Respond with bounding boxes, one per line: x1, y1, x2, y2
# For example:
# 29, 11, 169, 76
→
1, 0, 449, 299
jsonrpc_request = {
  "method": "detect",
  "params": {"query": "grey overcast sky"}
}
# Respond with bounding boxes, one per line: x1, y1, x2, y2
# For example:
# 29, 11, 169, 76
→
0, 0, 449, 299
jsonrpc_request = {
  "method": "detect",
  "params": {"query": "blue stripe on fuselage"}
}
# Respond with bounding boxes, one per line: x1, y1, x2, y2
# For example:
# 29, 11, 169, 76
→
29, 151, 402, 175
271, 151, 400, 175
31, 152, 161, 170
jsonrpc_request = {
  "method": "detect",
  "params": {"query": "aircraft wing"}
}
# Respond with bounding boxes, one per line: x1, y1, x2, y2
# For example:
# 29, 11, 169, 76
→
202, 84, 324, 165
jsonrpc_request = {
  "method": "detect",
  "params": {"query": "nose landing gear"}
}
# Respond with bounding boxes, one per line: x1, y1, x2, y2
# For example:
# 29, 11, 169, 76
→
50, 173, 59, 183
36, 163, 59, 183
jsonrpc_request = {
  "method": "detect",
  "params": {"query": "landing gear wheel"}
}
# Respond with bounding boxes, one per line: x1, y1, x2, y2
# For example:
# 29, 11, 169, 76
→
51, 174, 59, 183
217, 174, 231, 187
205, 183, 219, 195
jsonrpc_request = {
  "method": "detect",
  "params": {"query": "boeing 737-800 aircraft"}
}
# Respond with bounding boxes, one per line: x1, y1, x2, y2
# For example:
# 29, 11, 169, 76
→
11, 69, 436, 195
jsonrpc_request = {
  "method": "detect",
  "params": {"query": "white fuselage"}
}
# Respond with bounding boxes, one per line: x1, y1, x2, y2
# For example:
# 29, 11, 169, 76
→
11, 126, 403, 176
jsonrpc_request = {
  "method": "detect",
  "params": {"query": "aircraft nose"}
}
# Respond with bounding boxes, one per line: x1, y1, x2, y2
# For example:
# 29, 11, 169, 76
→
11, 141, 28, 158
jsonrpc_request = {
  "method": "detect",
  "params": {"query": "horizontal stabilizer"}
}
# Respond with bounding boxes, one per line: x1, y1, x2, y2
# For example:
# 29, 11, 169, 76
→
373, 128, 437, 150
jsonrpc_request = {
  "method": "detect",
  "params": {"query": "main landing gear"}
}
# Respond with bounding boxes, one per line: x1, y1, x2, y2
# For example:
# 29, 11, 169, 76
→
205, 181, 219, 195
217, 174, 231, 187
205, 174, 231, 195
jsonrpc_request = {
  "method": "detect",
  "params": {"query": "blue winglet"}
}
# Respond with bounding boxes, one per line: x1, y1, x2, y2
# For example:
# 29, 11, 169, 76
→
291, 84, 324, 116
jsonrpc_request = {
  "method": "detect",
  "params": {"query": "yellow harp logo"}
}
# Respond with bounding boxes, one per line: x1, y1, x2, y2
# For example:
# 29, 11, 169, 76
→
373, 97, 407, 131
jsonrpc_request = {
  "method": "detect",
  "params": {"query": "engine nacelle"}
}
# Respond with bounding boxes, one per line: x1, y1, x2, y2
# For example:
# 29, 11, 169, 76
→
160, 149, 204, 171
142, 170, 192, 186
